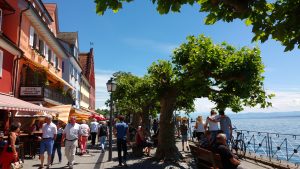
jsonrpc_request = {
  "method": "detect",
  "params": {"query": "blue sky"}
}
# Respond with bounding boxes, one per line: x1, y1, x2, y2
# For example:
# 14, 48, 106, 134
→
45, 0, 300, 113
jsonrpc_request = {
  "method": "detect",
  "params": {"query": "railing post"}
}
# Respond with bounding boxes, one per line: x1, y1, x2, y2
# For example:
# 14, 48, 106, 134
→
267, 132, 271, 161
285, 138, 288, 161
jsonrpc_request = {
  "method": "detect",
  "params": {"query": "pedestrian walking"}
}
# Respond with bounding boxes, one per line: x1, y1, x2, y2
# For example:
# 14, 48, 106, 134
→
40, 115, 57, 169
152, 119, 158, 134
61, 116, 80, 169
79, 120, 90, 154
194, 116, 205, 142
90, 118, 99, 146
51, 121, 63, 165
114, 115, 128, 166
180, 119, 189, 151
98, 121, 108, 152
216, 110, 233, 144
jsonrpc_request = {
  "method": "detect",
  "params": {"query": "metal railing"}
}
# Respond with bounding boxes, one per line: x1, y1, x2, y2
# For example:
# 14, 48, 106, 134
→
234, 129, 300, 165
44, 86, 74, 105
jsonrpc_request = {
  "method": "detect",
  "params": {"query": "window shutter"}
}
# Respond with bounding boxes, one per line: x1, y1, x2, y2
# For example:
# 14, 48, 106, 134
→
29, 26, 34, 47
0, 50, 3, 78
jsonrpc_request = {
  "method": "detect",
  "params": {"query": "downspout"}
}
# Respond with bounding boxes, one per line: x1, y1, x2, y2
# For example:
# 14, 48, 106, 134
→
12, 2, 30, 97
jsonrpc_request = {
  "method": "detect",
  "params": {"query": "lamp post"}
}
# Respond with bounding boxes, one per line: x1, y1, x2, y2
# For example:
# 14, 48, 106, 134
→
106, 77, 116, 161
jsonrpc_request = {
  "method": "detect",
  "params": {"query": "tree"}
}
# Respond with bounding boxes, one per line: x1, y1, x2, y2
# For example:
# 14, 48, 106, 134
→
148, 60, 195, 161
95, 108, 109, 116
94, 0, 300, 51
112, 72, 160, 129
172, 35, 273, 112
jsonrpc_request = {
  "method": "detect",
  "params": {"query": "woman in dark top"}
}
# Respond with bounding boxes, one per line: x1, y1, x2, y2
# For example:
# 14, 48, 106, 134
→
51, 122, 63, 165
0, 123, 20, 169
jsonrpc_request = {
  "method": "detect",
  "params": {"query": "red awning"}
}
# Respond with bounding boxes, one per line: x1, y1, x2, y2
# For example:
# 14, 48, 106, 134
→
0, 94, 58, 114
89, 113, 106, 121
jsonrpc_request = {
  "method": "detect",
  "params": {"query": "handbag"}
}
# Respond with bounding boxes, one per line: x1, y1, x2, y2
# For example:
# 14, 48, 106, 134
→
10, 160, 23, 169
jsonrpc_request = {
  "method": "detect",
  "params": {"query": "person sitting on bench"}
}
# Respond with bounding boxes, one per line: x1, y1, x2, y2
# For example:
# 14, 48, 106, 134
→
215, 133, 243, 169
136, 126, 152, 156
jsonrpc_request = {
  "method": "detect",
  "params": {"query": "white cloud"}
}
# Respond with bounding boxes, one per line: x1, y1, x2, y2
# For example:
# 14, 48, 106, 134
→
194, 89, 300, 113
122, 38, 178, 54
95, 72, 300, 113
94, 69, 114, 109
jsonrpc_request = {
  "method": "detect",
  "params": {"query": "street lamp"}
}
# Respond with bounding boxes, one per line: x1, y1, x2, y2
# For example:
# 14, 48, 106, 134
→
106, 77, 116, 161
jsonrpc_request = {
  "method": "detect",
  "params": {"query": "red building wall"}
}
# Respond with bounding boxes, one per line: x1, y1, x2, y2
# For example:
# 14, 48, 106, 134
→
2, 0, 20, 44
0, 0, 20, 94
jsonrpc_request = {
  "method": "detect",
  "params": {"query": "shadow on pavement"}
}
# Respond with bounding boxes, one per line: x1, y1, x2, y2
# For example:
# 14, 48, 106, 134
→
104, 157, 187, 169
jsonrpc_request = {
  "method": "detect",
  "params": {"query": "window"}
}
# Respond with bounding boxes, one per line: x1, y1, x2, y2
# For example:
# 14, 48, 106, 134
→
0, 50, 3, 78
33, 33, 38, 49
55, 56, 59, 69
74, 69, 77, 81
29, 26, 34, 47
0, 9, 2, 31
44, 44, 48, 59
70, 65, 73, 77
48, 48, 52, 63
38, 40, 44, 56
62, 61, 64, 72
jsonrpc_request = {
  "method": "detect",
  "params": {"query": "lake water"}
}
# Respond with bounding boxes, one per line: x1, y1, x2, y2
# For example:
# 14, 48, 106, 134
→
188, 111, 300, 164
189, 111, 300, 135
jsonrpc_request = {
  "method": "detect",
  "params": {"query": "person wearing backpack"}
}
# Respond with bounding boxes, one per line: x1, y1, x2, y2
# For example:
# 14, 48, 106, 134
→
98, 121, 108, 153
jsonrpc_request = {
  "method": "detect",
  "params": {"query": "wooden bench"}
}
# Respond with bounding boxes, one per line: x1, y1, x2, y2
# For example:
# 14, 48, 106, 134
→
189, 145, 223, 169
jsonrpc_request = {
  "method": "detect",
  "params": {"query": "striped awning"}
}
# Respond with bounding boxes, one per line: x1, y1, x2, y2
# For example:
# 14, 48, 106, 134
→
50, 105, 92, 123
70, 109, 91, 122
50, 105, 73, 124
0, 94, 59, 114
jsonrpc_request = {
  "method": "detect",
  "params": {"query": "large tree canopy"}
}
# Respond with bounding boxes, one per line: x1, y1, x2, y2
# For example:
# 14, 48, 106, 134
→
172, 35, 273, 112
94, 0, 300, 51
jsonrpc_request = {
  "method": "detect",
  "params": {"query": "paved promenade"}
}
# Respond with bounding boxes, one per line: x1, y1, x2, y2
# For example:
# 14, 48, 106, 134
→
23, 139, 274, 169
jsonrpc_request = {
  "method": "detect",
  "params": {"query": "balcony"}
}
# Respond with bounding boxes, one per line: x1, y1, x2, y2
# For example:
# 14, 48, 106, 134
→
19, 86, 74, 105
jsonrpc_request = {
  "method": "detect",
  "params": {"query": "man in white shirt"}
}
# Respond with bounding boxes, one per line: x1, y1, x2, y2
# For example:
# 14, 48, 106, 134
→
90, 118, 99, 146
61, 116, 80, 169
40, 115, 57, 169
79, 120, 90, 154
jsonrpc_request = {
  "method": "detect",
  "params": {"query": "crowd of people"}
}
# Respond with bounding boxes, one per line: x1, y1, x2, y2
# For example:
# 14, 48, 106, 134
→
187, 109, 243, 169
0, 109, 241, 169
0, 115, 110, 169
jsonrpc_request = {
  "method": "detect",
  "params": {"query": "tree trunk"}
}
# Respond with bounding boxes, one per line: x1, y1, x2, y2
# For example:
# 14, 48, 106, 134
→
141, 106, 151, 134
155, 89, 182, 161
132, 113, 142, 129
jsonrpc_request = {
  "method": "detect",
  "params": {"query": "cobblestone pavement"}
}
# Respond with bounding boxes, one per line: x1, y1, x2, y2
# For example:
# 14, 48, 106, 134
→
22, 139, 273, 169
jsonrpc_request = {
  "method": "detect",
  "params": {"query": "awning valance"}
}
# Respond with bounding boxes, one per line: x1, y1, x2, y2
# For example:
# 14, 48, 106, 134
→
70, 109, 91, 122
0, 94, 59, 114
50, 104, 73, 124
50, 105, 91, 123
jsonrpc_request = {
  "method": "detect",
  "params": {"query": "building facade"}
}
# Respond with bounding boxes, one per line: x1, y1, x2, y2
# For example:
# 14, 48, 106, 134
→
80, 75, 90, 110
57, 32, 82, 109
79, 48, 95, 110
14, 0, 74, 107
